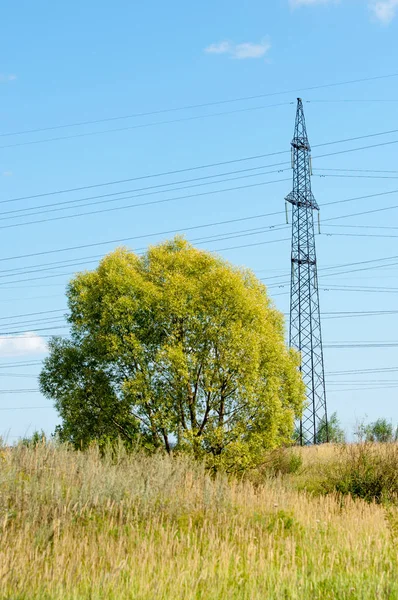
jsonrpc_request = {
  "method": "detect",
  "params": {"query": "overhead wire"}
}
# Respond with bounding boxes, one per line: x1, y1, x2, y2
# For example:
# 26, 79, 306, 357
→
0, 179, 291, 231
4, 124, 398, 207
327, 367, 398, 375
0, 361, 43, 368
1, 176, 398, 247
0, 389, 41, 394
0, 406, 49, 410
2, 195, 398, 284
0, 169, 291, 222
3, 71, 397, 138
0, 165, 291, 216
0, 102, 294, 150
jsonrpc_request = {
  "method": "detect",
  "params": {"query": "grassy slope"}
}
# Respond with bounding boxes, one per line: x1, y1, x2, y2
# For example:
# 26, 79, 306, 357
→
0, 443, 397, 600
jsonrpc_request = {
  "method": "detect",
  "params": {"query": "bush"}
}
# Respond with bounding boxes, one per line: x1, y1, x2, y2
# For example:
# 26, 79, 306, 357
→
364, 419, 398, 443
315, 443, 398, 504
246, 448, 303, 485
317, 411, 345, 444
20, 430, 47, 448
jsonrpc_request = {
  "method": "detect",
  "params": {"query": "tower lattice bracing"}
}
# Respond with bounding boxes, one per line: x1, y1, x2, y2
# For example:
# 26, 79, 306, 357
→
285, 98, 328, 445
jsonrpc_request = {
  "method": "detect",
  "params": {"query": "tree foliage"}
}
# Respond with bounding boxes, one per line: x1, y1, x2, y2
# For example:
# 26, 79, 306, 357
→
40, 238, 305, 471
363, 419, 398, 443
317, 411, 345, 444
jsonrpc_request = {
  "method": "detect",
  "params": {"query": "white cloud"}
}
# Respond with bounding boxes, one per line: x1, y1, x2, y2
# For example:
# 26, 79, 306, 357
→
205, 39, 271, 60
234, 40, 272, 59
0, 74, 17, 83
2, 171, 13, 177
205, 41, 231, 54
370, 0, 398, 23
0, 333, 48, 357
291, 0, 398, 21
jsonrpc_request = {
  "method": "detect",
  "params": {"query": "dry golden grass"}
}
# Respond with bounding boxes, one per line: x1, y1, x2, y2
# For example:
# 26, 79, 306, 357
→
0, 442, 397, 599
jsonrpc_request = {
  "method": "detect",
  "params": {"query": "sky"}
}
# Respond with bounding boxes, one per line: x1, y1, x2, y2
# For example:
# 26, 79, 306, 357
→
1, 0, 398, 441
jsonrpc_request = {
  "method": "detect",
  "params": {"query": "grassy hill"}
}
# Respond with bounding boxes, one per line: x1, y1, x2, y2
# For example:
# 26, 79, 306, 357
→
1, 442, 397, 599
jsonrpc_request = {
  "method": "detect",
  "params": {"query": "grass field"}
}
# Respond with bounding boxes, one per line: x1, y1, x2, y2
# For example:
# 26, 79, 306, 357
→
1, 442, 398, 599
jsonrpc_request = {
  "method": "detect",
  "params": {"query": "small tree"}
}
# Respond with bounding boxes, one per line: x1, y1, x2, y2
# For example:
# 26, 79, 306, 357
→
364, 418, 397, 443
317, 411, 345, 444
40, 238, 305, 471
20, 430, 47, 448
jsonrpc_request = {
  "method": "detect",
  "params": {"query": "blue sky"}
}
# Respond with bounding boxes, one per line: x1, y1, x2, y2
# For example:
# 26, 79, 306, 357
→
1, 0, 398, 441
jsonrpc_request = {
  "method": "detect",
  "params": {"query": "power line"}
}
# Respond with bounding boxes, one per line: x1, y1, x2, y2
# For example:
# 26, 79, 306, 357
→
324, 232, 398, 240
5, 309, 398, 333
322, 194, 398, 218
0, 237, 293, 288
1, 185, 396, 268
4, 125, 398, 206
0, 211, 286, 264
0, 374, 38, 378
0, 208, 397, 286
264, 253, 398, 283
0, 326, 67, 336
0, 389, 41, 394
0, 317, 66, 330
266, 258, 398, 288
3, 103, 291, 139
5, 157, 398, 225
322, 310, 398, 319
0, 179, 291, 232
1, 154, 291, 205
320, 260, 398, 279
2, 175, 398, 241
0, 406, 49, 410
3, 71, 397, 138
0, 225, 289, 279
328, 367, 398, 375
315, 173, 398, 180
269, 285, 398, 297
328, 385, 398, 392
327, 379, 398, 384
1, 184, 398, 289
324, 223, 398, 230
322, 286, 398, 294
0, 228, 290, 285
0, 169, 291, 221
0, 308, 65, 321
316, 167, 398, 174
307, 99, 398, 104
0, 361, 43, 368
0, 166, 290, 216
6, 117, 398, 155
0, 103, 294, 150
314, 138, 398, 161
325, 342, 398, 348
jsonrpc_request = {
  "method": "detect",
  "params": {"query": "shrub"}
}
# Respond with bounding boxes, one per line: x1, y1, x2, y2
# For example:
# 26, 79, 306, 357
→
315, 443, 398, 504
246, 447, 303, 485
364, 419, 398, 443
20, 430, 47, 448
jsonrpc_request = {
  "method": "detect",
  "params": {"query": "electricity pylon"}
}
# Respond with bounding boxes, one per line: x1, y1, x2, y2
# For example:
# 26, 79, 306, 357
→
285, 98, 328, 445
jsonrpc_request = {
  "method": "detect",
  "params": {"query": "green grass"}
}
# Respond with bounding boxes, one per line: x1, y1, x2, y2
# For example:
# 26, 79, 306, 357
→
1, 442, 398, 599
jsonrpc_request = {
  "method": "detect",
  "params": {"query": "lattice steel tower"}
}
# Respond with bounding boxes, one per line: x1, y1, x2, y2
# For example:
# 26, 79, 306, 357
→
285, 98, 328, 445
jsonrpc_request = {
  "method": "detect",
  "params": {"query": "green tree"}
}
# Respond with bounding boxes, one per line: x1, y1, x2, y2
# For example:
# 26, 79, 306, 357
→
40, 238, 305, 471
364, 418, 397, 443
316, 411, 345, 444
